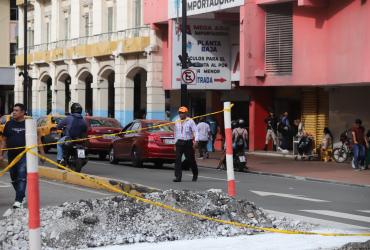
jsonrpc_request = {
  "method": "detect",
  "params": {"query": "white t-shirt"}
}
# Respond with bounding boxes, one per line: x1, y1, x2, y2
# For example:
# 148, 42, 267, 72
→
197, 122, 210, 141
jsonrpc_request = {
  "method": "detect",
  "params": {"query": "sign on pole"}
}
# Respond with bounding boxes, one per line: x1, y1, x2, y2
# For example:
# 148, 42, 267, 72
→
181, 69, 196, 85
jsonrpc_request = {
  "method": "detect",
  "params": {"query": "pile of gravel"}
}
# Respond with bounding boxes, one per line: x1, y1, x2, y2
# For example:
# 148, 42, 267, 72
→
0, 189, 312, 249
336, 240, 370, 250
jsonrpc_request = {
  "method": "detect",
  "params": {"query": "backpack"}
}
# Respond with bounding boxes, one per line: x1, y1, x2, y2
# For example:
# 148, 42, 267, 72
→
235, 130, 245, 147
68, 116, 85, 139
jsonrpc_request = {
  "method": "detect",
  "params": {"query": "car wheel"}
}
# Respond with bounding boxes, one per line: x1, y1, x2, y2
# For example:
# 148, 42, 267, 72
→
109, 148, 119, 164
99, 153, 107, 161
131, 147, 143, 168
154, 161, 163, 168
41, 137, 50, 153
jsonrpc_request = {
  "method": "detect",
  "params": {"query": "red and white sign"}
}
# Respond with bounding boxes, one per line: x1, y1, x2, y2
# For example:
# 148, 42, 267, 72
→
172, 19, 232, 90
181, 69, 196, 84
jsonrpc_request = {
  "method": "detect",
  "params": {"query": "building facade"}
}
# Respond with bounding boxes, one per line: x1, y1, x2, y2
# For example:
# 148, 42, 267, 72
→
144, 0, 370, 150
0, 0, 17, 116
15, 0, 166, 126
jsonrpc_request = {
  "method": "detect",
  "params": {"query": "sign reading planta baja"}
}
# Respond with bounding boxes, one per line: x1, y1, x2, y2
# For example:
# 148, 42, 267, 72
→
168, 0, 244, 18
172, 19, 232, 90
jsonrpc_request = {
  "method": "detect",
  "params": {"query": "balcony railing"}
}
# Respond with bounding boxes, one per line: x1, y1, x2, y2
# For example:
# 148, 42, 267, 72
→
18, 26, 150, 55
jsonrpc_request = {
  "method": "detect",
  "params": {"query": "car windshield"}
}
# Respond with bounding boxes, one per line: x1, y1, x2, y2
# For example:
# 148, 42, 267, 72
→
52, 117, 65, 124
89, 118, 121, 128
145, 123, 174, 133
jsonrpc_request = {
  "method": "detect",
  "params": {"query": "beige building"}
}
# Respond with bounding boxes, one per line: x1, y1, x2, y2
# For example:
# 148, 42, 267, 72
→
0, 0, 17, 115
15, 0, 165, 125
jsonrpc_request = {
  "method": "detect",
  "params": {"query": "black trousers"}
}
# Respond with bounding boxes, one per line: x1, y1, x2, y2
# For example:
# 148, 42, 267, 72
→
198, 140, 208, 157
175, 140, 198, 180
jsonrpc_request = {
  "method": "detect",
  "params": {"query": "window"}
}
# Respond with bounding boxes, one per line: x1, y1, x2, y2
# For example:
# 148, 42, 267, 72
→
27, 28, 34, 47
265, 3, 293, 75
145, 123, 174, 133
107, 7, 113, 33
130, 122, 141, 133
10, 0, 18, 20
46, 21, 51, 43
64, 13, 70, 40
89, 118, 121, 128
9, 43, 17, 65
134, 0, 141, 27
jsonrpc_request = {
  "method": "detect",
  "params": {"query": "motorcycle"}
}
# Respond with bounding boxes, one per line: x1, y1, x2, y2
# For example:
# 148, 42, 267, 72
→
218, 146, 248, 172
333, 129, 353, 163
61, 138, 88, 172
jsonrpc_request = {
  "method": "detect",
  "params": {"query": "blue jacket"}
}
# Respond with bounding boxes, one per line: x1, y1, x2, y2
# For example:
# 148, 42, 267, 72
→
57, 113, 87, 138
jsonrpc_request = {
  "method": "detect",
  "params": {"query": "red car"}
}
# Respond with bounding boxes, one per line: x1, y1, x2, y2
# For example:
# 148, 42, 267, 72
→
85, 116, 122, 160
109, 119, 176, 167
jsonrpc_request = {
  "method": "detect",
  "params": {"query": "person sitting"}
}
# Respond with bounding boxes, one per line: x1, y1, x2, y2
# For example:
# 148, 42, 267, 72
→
297, 132, 314, 159
320, 127, 333, 162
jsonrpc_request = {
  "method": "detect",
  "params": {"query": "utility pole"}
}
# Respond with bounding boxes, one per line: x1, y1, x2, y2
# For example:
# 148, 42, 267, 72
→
23, 0, 29, 113
180, 0, 188, 107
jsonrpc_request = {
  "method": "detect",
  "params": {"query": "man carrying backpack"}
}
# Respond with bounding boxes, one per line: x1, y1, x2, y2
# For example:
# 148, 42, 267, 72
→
232, 119, 248, 152
56, 103, 88, 165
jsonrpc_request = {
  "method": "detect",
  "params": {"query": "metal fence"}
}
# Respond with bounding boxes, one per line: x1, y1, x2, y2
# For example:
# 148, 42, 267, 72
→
18, 26, 150, 55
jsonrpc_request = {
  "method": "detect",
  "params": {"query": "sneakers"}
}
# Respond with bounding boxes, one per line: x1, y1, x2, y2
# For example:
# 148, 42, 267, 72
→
197, 157, 204, 160
13, 201, 22, 209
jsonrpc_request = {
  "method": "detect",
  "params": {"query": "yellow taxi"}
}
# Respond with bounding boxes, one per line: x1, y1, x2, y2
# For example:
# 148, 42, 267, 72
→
37, 115, 65, 152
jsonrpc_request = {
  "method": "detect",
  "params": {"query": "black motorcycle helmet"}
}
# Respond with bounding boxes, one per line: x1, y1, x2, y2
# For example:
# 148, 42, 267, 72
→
231, 120, 238, 129
71, 103, 83, 114
238, 119, 245, 128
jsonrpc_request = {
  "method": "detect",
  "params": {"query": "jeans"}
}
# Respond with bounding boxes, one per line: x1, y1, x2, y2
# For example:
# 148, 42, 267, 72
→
353, 144, 366, 168
57, 136, 67, 161
198, 140, 208, 158
9, 156, 27, 202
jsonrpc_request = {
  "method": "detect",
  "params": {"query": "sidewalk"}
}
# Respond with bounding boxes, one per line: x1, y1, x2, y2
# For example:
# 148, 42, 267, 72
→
196, 151, 370, 187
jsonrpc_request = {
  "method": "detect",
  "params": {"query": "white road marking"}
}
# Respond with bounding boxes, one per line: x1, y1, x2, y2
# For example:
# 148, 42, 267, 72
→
264, 209, 370, 231
358, 210, 370, 214
40, 179, 111, 196
250, 190, 330, 203
301, 210, 370, 223
186, 174, 240, 182
0, 181, 11, 188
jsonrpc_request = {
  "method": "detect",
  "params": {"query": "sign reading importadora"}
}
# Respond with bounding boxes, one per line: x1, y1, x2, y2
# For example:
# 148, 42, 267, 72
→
168, 0, 244, 18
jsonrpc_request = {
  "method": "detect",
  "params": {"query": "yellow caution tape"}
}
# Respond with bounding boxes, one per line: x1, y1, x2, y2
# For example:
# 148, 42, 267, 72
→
1, 107, 230, 152
0, 148, 30, 177
28, 150, 370, 237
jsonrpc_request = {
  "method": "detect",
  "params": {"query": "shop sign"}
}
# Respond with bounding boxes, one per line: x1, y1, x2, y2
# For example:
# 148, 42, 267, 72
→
172, 19, 232, 90
168, 0, 244, 18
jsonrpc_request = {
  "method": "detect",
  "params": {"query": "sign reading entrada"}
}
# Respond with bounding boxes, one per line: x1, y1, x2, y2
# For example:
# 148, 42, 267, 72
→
168, 0, 244, 18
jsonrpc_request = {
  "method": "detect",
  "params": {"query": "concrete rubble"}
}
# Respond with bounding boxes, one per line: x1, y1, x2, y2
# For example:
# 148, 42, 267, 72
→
0, 189, 314, 249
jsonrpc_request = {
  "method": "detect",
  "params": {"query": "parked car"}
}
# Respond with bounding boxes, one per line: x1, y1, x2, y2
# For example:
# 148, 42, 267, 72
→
109, 119, 176, 168
37, 115, 66, 153
85, 116, 122, 160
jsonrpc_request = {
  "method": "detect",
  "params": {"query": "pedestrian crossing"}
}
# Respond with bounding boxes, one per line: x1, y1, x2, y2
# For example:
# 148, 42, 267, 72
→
301, 210, 370, 223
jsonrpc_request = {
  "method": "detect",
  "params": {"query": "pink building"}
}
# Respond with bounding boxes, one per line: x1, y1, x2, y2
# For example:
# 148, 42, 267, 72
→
144, 0, 370, 151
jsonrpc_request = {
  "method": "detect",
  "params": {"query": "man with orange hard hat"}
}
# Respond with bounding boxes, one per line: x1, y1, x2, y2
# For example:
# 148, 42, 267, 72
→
173, 106, 198, 182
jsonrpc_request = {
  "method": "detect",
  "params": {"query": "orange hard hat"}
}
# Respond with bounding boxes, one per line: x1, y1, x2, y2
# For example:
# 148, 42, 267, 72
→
178, 106, 189, 113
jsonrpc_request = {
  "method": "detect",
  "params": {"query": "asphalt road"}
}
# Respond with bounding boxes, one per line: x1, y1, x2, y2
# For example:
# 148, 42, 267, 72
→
38, 150, 370, 231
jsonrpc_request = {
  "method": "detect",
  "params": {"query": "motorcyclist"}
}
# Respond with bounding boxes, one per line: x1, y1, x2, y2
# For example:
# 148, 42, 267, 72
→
232, 119, 248, 153
56, 103, 88, 164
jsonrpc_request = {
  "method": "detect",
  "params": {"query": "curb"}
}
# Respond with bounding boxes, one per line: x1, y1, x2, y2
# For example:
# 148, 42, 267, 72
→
197, 165, 370, 188
38, 166, 160, 195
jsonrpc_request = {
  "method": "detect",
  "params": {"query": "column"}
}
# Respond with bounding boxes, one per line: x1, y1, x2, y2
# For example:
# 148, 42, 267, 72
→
69, 61, 86, 110
146, 28, 165, 120
51, 0, 60, 42
116, 0, 128, 31
91, 59, 108, 117
114, 56, 134, 126
92, 0, 103, 35
70, 0, 80, 39
50, 63, 64, 115
14, 68, 24, 104
34, 0, 42, 45
18, 7, 24, 49
30, 65, 40, 117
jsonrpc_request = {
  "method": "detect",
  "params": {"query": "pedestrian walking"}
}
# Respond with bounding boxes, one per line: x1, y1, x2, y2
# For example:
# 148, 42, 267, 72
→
173, 106, 198, 182
197, 117, 211, 159
264, 110, 278, 151
278, 112, 291, 151
0, 103, 45, 209
206, 117, 218, 152
365, 130, 370, 170
351, 119, 368, 170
